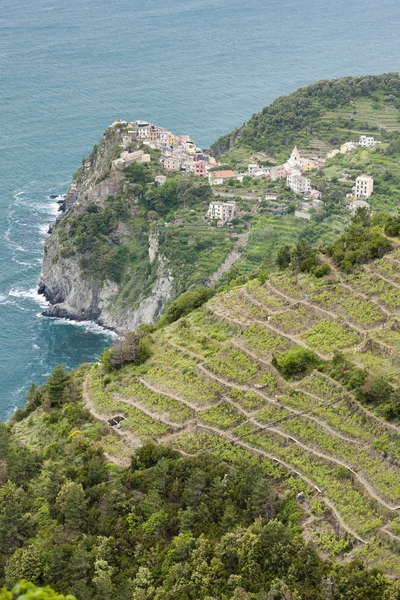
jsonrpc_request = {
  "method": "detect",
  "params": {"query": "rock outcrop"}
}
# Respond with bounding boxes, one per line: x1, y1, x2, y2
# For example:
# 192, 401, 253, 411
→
39, 125, 174, 332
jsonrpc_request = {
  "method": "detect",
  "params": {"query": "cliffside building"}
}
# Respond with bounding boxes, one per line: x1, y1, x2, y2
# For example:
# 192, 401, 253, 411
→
207, 201, 237, 223
270, 165, 287, 180
194, 161, 207, 177
355, 174, 374, 198
112, 150, 150, 170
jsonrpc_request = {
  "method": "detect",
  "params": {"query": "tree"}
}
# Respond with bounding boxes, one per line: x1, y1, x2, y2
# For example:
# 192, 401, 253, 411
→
0, 482, 29, 554
5, 545, 46, 589
276, 245, 292, 270
56, 482, 87, 532
92, 559, 114, 600
159, 287, 215, 326
46, 365, 70, 407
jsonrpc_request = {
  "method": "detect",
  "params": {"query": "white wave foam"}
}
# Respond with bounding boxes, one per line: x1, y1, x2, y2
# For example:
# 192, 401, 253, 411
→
37, 313, 117, 338
36, 202, 60, 216
39, 224, 50, 236
9, 287, 49, 307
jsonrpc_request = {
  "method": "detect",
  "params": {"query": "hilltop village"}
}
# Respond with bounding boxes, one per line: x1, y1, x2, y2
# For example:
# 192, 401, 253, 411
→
109, 119, 377, 225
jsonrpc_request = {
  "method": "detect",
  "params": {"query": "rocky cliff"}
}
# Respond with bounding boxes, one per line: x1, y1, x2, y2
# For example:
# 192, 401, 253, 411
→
39, 124, 174, 332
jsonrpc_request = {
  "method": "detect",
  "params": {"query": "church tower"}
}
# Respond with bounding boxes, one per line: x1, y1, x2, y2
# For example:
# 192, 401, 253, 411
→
288, 146, 302, 169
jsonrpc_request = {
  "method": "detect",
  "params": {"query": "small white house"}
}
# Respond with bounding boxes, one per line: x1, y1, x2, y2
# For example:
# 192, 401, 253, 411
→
247, 163, 259, 176
359, 135, 380, 147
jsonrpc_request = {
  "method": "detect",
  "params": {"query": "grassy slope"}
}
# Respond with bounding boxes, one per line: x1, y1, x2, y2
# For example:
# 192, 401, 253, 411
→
79, 243, 400, 574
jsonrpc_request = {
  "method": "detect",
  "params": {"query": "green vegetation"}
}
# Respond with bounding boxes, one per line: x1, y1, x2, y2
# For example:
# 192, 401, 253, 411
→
48, 74, 400, 326
3, 374, 400, 598
0, 581, 76, 599
301, 319, 360, 354
211, 73, 400, 161
16, 75, 400, 589
328, 208, 393, 271
273, 346, 322, 379
158, 287, 215, 326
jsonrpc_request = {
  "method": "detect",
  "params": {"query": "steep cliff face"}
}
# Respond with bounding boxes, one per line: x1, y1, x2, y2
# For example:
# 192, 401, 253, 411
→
39, 125, 174, 332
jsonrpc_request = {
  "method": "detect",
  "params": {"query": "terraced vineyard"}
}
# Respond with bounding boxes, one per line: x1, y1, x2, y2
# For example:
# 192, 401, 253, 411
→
84, 249, 400, 571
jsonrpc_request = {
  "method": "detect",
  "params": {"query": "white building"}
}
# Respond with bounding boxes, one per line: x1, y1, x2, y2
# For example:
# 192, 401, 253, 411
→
286, 171, 311, 195
134, 121, 151, 139
247, 163, 259, 176
155, 175, 167, 185
359, 135, 380, 147
355, 174, 374, 199
207, 201, 237, 223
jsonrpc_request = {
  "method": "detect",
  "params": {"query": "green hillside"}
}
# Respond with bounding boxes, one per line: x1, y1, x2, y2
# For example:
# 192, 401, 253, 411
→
210, 73, 400, 163
6, 214, 400, 597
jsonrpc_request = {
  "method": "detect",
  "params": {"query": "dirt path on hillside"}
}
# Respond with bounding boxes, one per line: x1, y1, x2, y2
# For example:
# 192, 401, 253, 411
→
266, 426, 398, 511
239, 287, 290, 315
82, 378, 142, 463
138, 377, 222, 412
319, 371, 400, 436
267, 282, 369, 335
197, 363, 369, 448
206, 232, 249, 287
366, 268, 400, 291
165, 337, 204, 360
112, 392, 180, 429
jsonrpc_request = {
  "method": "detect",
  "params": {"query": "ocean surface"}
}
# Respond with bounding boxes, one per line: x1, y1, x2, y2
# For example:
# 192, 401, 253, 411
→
0, 0, 399, 419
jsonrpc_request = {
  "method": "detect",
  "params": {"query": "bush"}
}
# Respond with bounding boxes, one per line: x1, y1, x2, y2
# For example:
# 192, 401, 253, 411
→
313, 264, 331, 278
158, 287, 215, 326
274, 347, 322, 379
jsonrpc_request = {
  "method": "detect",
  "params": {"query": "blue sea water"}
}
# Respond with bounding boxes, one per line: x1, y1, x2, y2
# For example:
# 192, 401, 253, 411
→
0, 0, 399, 419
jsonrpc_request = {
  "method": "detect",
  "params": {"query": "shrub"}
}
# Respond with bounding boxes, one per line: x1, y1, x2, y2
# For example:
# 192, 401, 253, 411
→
274, 347, 322, 379
313, 264, 331, 278
158, 287, 215, 326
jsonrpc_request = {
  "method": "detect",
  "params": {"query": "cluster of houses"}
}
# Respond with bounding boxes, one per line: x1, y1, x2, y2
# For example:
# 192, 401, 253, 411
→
110, 120, 217, 176
109, 120, 377, 223
207, 147, 324, 193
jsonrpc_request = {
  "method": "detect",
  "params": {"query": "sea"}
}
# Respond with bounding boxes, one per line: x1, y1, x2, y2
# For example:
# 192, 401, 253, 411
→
0, 0, 399, 419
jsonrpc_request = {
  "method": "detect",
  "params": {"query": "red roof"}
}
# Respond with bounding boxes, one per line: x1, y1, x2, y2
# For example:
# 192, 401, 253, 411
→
212, 170, 237, 179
